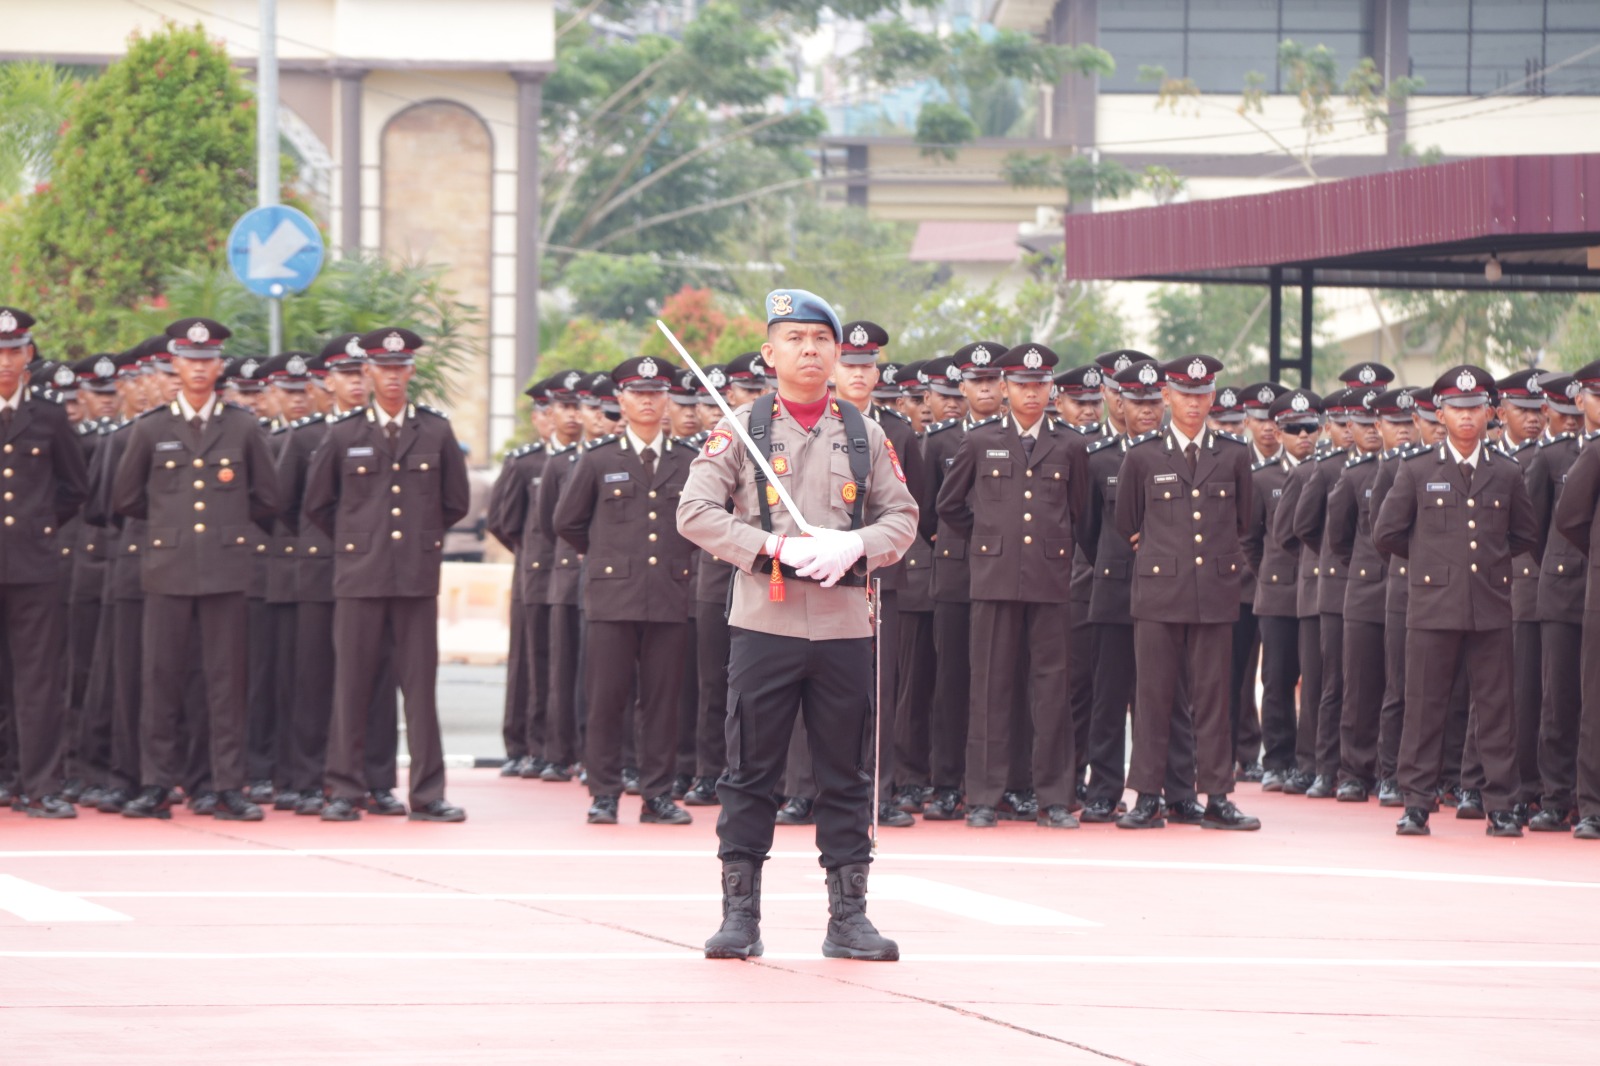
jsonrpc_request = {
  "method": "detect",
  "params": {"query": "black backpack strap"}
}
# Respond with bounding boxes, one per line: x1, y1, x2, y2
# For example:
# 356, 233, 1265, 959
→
749, 396, 777, 534
838, 400, 871, 531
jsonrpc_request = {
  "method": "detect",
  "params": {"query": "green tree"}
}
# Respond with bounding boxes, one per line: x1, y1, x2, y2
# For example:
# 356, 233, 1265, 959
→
640, 286, 726, 361
0, 25, 258, 356
539, 315, 642, 378
900, 264, 1126, 364
1553, 295, 1600, 370
1148, 284, 1332, 386
1384, 290, 1576, 371
0, 62, 80, 200
711, 316, 766, 362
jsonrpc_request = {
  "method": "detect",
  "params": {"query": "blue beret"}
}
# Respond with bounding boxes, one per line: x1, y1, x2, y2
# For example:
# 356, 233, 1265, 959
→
765, 289, 841, 341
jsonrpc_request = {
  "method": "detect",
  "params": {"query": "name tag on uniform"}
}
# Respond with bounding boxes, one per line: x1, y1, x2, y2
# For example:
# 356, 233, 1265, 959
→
1364, 488, 1372, 498
1425, 482, 1452, 492
1105, 476, 1118, 486
155, 440, 184, 452
945, 457, 956, 467
1154, 473, 1178, 484
986, 449, 1010, 459
531, 477, 542, 486
604, 472, 630, 483
347, 446, 375, 457
1272, 488, 1282, 497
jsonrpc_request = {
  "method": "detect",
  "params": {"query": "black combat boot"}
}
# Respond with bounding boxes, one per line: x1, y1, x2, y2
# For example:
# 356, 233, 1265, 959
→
821, 864, 899, 962
704, 860, 763, 960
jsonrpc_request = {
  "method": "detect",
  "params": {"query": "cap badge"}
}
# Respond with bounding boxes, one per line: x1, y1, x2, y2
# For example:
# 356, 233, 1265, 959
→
54, 365, 76, 387
945, 365, 962, 383
1084, 368, 1102, 388
564, 371, 582, 390
382, 332, 405, 353
1022, 348, 1043, 370
186, 322, 211, 344
1187, 358, 1207, 380
1219, 388, 1236, 407
1358, 365, 1376, 384
849, 325, 869, 347
1569, 381, 1582, 400
1137, 364, 1158, 386
1113, 354, 1132, 372
0, 311, 16, 334
917, 369, 930, 385
1528, 377, 1542, 394
770, 293, 794, 317
345, 337, 363, 358
1362, 391, 1376, 409
1398, 392, 1415, 409
240, 359, 259, 378
639, 358, 659, 380
708, 368, 726, 389
881, 365, 897, 384
286, 355, 307, 376
971, 346, 991, 366
94, 356, 116, 379
1456, 369, 1476, 392
1291, 393, 1310, 413
1258, 385, 1274, 404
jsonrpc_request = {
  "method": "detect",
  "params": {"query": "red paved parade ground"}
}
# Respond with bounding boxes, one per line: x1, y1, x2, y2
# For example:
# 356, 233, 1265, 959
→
2, 772, 1596, 1064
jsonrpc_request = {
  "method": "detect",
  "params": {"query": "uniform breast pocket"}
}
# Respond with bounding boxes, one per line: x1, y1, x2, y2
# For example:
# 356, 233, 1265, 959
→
1036, 463, 1069, 497
407, 453, 440, 492
601, 477, 637, 505
1148, 476, 1182, 506
1137, 555, 1176, 577
977, 462, 1013, 503
1422, 491, 1456, 533
829, 454, 861, 516
151, 448, 192, 487
1478, 495, 1510, 534
342, 454, 378, 491
590, 557, 630, 580
209, 453, 243, 490
1207, 481, 1236, 503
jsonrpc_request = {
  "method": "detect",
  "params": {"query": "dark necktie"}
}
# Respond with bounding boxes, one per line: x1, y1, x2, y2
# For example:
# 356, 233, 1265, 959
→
1459, 460, 1473, 485
0, 407, 12, 429
189, 415, 203, 444
1021, 434, 1035, 460
1185, 442, 1198, 473
640, 446, 657, 479
385, 422, 400, 446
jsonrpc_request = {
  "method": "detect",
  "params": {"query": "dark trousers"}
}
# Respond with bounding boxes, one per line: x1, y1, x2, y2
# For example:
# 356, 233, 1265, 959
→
1068, 599, 1096, 782
1128, 620, 1233, 798
269, 601, 298, 787
141, 592, 247, 792
717, 628, 873, 870
292, 600, 400, 795
693, 600, 731, 778
66, 597, 101, 781
583, 619, 687, 801
1256, 614, 1300, 772
544, 603, 581, 766
245, 597, 276, 781
1315, 611, 1343, 777
1378, 611, 1407, 780
1400, 627, 1521, 811
501, 597, 531, 759
1338, 619, 1385, 787
1295, 614, 1322, 775
929, 599, 970, 788
1512, 620, 1542, 804
1085, 621, 1197, 804
72, 599, 112, 786
0, 581, 69, 799
1229, 605, 1262, 765
325, 596, 445, 807
874, 589, 900, 787
1538, 620, 1582, 810
676, 616, 699, 777
892, 608, 934, 789
107, 597, 144, 792
1578, 611, 1600, 820
966, 600, 1073, 810
523, 603, 551, 762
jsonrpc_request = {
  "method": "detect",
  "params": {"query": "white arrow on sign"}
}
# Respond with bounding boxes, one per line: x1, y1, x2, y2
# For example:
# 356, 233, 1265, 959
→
247, 218, 312, 280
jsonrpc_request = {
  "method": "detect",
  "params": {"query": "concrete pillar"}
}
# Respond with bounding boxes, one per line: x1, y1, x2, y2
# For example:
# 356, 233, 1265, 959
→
335, 66, 366, 255
513, 71, 544, 392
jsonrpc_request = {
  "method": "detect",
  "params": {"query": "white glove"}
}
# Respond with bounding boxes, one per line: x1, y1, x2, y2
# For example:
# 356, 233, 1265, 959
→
765, 533, 825, 573
794, 529, 866, 588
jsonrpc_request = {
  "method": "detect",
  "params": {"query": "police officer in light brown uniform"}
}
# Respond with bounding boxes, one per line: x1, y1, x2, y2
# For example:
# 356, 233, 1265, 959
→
303, 327, 470, 824
679, 288, 917, 963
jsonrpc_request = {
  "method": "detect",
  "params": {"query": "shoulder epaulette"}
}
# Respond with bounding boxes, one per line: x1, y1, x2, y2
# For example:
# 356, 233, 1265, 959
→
1066, 420, 1098, 435
1539, 433, 1575, 448
1214, 430, 1247, 445
329, 407, 364, 424
1317, 449, 1348, 463
585, 434, 619, 451
1346, 451, 1379, 468
1251, 457, 1277, 473
970, 416, 1002, 430
1400, 443, 1432, 459
416, 403, 447, 419
1086, 436, 1119, 454
926, 418, 961, 435
1127, 430, 1162, 448
550, 439, 579, 455
256, 416, 273, 428
137, 406, 165, 420
270, 422, 290, 435
874, 404, 909, 425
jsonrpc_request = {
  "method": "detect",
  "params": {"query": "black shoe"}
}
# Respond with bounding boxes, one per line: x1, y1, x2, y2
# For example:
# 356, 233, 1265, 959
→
1511, 802, 1533, 828
1282, 770, 1313, 795
1377, 779, 1403, 807
998, 789, 1038, 820
641, 794, 692, 825
670, 774, 693, 800
79, 785, 107, 809
60, 778, 84, 803
245, 780, 274, 805
621, 768, 642, 796
520, 757, 548, 780
1574, 816, 1600, 840
1201, 797, 1261, 830
97, 787, 130, 814
821, 864, 899, 962
705, 860, 764, 960
367, 789, 407, 816
539, 762, 574, 783
295, 792, 326, 816
409, 799, 467, 823
877, 801, 914, 828
187, 790, 219, 816
891, 785, 925, 814
25, 794, 77, 819
122, 786, 174, 819
1305, 774, 1336, 799
1079, 798, 1118, 823
921, 787, 965, 821
214, 789, 264, 821
0, 784, 11, 806
965, 804, 998, 828
1455, 789, 1486, 820
1236, 762, 1265, 783
1395, 807, 1430, 836
1485, 809, 1523, 837
1437, 783, 1461, 808
1038, 804, 1079, 829
1116, 793, 1166, 829
1336, 780, 1369, 803
321, 797, 362, 822
1260, 769, 1287, 792
775, 797, 814, 825
586, 794, 619, 825
273, 790, 303, 811
1529, 807, 1572, 833
1167, 798, 1206, 825
498, 756, 525, 778
683, 776, 720, 806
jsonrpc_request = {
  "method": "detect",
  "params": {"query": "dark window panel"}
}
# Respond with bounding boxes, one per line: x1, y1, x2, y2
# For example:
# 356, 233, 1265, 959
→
1471, 0, 1543, 33
1541, 35, 1600, 94
1187, 0, 1282, 31
1410, 0, 1470, 32
1281, 0, 1367, 33
1100, 0, 1187, 31
1409, 31, 1470, 93
1187, 30, 1284, 90
1470, 32, 1545, 93
1100, 30, 1189, 92
1548, 0, 1600, 31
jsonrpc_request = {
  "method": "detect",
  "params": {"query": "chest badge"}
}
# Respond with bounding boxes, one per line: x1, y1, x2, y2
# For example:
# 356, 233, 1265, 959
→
704, 430, 732, 458
841, 482, 858, 504
771, 455, 789, 476
217, 467, 235, 484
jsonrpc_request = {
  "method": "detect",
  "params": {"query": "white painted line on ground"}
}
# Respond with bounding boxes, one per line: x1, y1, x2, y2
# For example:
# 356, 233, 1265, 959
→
6, 848, 1597, 892
0, 950, 1595, 969
871, 874, 1097, 927
0, 876, 130, 923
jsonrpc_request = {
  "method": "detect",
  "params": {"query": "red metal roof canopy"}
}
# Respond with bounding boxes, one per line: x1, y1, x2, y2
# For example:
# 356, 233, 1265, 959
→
1063, 154, 1600, 293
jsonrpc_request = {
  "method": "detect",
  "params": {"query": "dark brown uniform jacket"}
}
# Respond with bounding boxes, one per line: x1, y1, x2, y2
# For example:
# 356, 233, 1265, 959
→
274, 413, 335, 603
1293, 450, 1352, 615
110, 401, 279, 595
0, 390, 89, 585
1327, 451, 1388, 625
1114, 428, 1253, 625
302, 404, 470, 598
1373, 441, 1539, 630
1528, 434, 1586, 625
1274, 456, 1323, 619
536, 442, 585, 607
922, 417, 978, 604
1083, 432, 1154, 625
1553, 431, 1600, 608
1501, 437, 1542, 621
1243, 455, 1299, 618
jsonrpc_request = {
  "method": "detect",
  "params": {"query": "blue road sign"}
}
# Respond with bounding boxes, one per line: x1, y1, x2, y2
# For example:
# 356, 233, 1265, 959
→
227, 205, 325, 297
